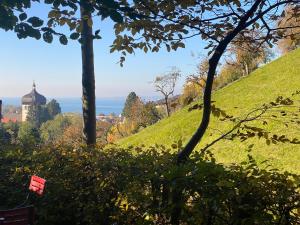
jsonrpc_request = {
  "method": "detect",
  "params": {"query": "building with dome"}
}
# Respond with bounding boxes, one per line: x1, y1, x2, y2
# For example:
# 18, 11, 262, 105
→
21, 83, 47, 122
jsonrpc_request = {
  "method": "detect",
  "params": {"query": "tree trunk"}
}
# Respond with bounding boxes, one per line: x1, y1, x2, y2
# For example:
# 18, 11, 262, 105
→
172, 1, 263, 224
177, 0, 263, 163
80, 3, 96, 146
243, 61, 249, 76
0, 100, 2, 123
165, 96, 170, 117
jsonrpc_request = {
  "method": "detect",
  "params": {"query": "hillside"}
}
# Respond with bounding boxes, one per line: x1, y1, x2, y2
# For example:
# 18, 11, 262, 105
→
118, 48, 300, 174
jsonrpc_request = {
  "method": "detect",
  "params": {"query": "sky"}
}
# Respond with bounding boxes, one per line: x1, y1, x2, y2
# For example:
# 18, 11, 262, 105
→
0, 3, 208, 98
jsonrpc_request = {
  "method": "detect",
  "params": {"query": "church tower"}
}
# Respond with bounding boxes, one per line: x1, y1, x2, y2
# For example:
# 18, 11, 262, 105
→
21, 82, 47, 122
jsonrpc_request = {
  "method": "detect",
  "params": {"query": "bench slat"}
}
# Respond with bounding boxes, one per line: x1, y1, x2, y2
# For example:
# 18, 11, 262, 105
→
0, 206, 34, 225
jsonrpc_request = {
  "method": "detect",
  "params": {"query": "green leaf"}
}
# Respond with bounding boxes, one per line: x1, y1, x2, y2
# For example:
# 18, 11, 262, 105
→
44, 0, 55, 4
70, 32, 80, 40
43, 32, 53, 43
19, 13, 27, 21
27, 17, 43, 27
110, 11, 123, 23
95, 29, 100, 36
59, 35, 68, 45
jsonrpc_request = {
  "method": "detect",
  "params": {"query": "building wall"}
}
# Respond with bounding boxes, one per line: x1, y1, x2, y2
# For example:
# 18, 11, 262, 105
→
22, 104, 30, 122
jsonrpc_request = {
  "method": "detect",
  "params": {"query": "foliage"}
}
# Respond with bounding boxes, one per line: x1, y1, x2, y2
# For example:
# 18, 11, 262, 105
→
186, 59, 209, 93
212, 39, 274, 89
0, 0, 132, 44
180, 82, 202, 106
141, 102, 161, 127
278, 5, 300, 54
17, 122, 40, 146
26, 100, 61, 128
0, 123, 10, 145
122, 92, 140, 119
0, 143, 299, 224
26, 104, 44, 128
180, 59, 215, 106
46, 99, 61, 119
96, 120, 112, 146
0, 0, 39, 32
112, 1, 298, 63
110, 94, 161, 142
118, 49, 300, 173
40, 114, 71, 145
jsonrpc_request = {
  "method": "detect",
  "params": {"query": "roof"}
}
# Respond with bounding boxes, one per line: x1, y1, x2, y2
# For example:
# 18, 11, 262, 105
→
22, 83, 46, 105
1, 117, 17, 123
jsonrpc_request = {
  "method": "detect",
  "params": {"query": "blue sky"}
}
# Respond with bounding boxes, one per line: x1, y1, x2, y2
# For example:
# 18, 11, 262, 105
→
0, 4, 208, 98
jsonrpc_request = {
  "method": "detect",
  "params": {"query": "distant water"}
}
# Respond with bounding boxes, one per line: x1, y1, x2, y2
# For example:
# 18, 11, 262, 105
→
1, 96, 161, 115
1, 97, 126, 115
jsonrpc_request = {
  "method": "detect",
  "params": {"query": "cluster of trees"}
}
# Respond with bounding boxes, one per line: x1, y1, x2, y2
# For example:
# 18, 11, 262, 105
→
0, 112, 114, 147
181, 41, 272, 105
108, 92, 161, 142
0, 99, 61, 146
27, 99, 61, 127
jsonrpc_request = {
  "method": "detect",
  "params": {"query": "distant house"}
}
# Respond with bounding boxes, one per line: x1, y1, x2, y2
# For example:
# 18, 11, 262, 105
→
0, 100, 19, 123
96, 113, 121, 124
1, 117, 18, 124
21, 82, 46, 122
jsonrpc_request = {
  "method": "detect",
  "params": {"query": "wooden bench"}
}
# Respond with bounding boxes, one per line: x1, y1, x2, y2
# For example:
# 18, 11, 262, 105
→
0, 206, 34, 225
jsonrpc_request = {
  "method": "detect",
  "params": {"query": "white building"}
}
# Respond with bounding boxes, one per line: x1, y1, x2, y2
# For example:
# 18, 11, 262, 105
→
21, 83, 46, 122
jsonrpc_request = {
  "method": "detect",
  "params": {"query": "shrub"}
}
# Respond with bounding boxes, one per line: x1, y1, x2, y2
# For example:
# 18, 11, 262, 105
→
0, 144, 299, 224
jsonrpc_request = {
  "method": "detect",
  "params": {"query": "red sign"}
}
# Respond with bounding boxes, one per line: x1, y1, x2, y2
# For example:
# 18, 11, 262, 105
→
29, 175, 46, 195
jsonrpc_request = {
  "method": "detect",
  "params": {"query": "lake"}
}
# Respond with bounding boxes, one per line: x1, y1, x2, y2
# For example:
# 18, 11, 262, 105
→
1, 97, 126, 115
1, 96, 161, 115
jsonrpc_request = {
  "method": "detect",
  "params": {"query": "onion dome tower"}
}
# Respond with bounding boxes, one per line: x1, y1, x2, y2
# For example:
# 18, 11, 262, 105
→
21, 82, 46, 122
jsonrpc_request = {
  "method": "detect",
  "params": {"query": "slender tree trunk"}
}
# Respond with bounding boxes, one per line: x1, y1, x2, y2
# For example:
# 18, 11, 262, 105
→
177, 0, 263, 163
165, 96, 170, 117
80, 3, 96, 146
171, 1, 263, 224
243, 61, 249, 76
245, 62, 249, 76
0, 100, 2, 123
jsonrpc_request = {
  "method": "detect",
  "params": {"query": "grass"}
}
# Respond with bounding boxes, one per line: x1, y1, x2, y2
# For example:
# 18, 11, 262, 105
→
118, 48, 300, 174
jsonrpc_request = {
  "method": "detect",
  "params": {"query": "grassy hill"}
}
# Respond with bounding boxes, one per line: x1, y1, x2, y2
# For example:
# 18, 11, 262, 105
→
118, 49, 300, 174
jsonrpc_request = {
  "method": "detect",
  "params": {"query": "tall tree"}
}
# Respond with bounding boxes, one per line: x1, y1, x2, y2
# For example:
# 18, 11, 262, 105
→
46, 99, 61, 120
122, 92, 139, 119
80, 1, 96, 145
18, 121, 40, 146
154, 68, 181, 117
228, 35, 272, 76
0, 0, 132, 146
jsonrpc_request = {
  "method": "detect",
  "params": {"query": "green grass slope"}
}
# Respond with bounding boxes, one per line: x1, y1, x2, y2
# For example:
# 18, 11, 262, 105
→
118, 49, 300, 173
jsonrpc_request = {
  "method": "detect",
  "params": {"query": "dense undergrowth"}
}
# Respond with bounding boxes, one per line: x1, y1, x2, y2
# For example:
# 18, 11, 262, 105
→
1, 143, 299, 224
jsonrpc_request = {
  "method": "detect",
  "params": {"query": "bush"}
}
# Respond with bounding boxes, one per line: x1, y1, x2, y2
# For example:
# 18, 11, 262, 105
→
0, 143, 299, 225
